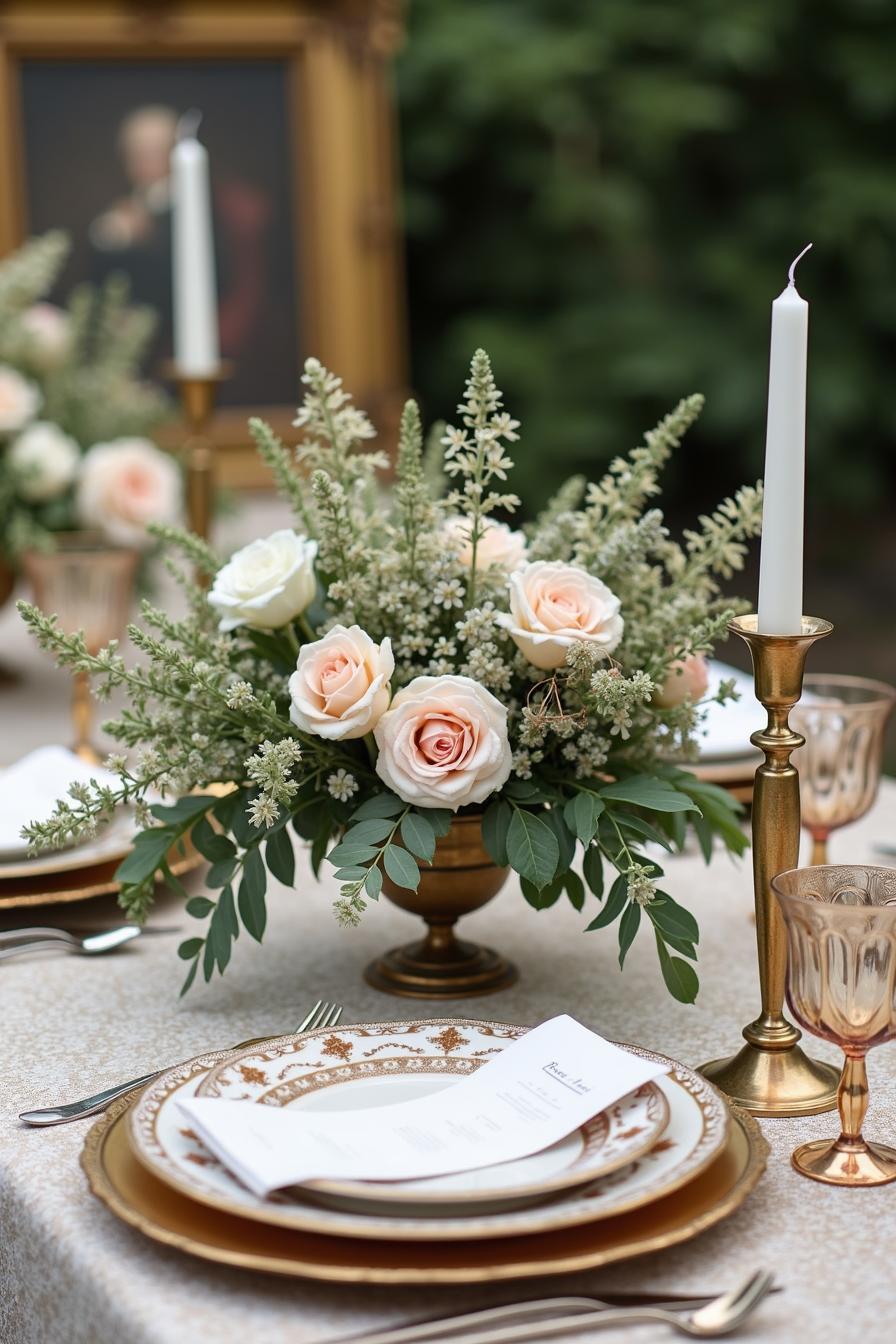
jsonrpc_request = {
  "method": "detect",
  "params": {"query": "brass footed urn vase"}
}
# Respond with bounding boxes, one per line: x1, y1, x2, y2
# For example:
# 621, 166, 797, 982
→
364, 813, 517, 998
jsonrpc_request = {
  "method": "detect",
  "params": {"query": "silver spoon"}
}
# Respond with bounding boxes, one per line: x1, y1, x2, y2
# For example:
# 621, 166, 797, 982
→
0, 925, 142, 961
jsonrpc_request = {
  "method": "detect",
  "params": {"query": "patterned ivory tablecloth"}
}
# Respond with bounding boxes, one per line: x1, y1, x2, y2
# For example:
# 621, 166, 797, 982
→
2, 496, 895, 1344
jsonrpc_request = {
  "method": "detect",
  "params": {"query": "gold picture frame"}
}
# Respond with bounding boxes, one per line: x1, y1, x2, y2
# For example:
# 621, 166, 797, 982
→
0, 1, 407, 486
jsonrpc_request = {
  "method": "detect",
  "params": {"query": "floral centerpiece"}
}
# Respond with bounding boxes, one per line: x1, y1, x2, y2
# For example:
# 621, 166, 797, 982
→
0, 232, 180, 569
20, 351, 761, 1001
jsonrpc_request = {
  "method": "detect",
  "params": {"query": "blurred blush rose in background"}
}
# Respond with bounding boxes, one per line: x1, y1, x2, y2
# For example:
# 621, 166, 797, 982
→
654, 654, 710, 708
76, 438, 182, 549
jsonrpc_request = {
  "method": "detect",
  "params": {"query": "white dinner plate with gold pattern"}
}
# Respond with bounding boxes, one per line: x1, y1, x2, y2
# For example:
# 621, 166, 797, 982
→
128, 1020, 727, 1239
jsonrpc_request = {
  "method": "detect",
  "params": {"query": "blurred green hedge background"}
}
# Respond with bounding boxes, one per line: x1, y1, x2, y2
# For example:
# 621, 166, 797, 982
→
397, 0, 896, 531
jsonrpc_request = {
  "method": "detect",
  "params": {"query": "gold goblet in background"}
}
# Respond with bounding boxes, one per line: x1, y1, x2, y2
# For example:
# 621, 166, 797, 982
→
773, 863, 896, 1186
24, 536, 138, 764
792, 675, 895, 866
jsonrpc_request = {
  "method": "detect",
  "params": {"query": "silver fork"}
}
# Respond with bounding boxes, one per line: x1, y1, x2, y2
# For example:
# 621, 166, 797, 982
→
18, 999, 342, 1127
0, 925, 143, 961
336, 1271, 775, 1344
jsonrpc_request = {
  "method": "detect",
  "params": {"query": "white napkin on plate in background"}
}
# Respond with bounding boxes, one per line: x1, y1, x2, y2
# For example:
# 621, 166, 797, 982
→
0, 745, 119, 858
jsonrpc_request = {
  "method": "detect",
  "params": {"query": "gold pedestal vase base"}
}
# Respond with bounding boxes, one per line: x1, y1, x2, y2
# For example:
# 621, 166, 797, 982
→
700, 1039, 840, 1118
792, 1136, 896, 1186
367, 812, 516, 1000
365, 932, 517, 999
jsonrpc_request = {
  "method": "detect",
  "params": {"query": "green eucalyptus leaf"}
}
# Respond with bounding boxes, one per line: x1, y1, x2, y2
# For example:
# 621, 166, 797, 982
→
618, 902, 641, 967
564, 869, 585, 911
238, 869, 267, 942
346, 818, 396, 846
185, 895, 214, 919
177, 937, 203, 960
656, 932, 700, 1004
265, 827, 295, 886
401, 812, 436, 862
582, 845, 604, 899
585, 873, 628, 930
350, 793, 406, 821
601, 776, 700, 814
521, 873, 564, 909
543, 806, 575, 874
383, 843, 420, 891
481, 800, 512, 866
507, 809, 559, 890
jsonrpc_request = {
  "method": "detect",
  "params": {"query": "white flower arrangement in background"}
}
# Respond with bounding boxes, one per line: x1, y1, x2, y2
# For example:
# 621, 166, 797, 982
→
21, 350, 762, 1003
0, 232, 177, 566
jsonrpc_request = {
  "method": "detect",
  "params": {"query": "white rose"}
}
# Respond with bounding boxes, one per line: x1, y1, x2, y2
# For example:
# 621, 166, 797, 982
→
20, 303, 71, 371
374, 674, 512, 810
76, 438, 181, 549
210, 529, 318, 633
9, 421, 79, 501
0, 365, 41, 434
289, 624, 393, 740
442, 515, 527, 572
496, 560, 624, 670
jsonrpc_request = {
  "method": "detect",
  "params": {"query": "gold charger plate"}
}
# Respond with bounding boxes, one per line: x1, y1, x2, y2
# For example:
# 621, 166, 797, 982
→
0, 841, 203, 910
81, 1093, 767, 1284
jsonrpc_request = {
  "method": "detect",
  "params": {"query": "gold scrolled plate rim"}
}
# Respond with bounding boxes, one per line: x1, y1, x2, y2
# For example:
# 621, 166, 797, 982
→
80, 1092, 767, 1284
0, 840, 203, 909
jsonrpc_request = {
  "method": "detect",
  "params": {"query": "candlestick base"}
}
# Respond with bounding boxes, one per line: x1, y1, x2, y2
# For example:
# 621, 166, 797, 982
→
701, 1040, 840, 1118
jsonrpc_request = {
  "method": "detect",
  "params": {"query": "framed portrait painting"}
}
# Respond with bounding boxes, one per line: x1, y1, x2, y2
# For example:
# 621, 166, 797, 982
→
0, 2, 407, 484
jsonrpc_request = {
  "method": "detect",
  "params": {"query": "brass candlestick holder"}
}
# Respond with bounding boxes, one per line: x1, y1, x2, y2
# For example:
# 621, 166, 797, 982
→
164, 362, 232, 544
700, 614, 841, 1117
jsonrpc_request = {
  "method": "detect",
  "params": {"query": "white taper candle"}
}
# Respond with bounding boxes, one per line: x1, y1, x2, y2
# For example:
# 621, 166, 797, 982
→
171, 111, 219, 376
756, 245, 811, 635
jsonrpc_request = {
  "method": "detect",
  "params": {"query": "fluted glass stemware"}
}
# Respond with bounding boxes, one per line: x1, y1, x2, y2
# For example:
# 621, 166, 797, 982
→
792, 675, 895, 866
773, 864, 896, 1186
25, 535, 138, 764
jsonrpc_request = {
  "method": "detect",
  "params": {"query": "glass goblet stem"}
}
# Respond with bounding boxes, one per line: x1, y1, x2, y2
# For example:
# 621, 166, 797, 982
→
836, 1051, 869, 1153
71, 670, 100, 765
810, 831, 830, 866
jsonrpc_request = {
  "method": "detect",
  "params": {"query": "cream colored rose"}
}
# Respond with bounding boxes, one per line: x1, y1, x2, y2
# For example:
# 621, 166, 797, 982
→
442, 515, 527, 572
374, 674, 512, 810
210, 529, 318, 633
289, 625, 393, 740
9, 421, 79, 501
20, 303, 71, 370
76, 438, 181, 549
654, 654, 710, 708
0, 365, 41, 434
496, 561, 623, 670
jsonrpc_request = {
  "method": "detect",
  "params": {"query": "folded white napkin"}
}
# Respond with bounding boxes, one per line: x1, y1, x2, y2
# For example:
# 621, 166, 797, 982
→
179, 1015, 669, 1198
0, 745, 119, 858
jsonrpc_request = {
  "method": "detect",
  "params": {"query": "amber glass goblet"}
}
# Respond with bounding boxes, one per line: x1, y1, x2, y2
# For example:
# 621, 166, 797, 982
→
24, 535, 138, 764
773, 864, 896, 1185
791, 675, 895, 866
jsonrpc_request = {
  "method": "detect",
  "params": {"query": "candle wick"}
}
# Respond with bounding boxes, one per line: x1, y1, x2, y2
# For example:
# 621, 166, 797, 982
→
177, 108, 203, 142
787, 242, 813, 287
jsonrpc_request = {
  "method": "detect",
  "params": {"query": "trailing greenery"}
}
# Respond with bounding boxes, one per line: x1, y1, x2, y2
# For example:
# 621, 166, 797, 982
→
20, 351, 758, 1003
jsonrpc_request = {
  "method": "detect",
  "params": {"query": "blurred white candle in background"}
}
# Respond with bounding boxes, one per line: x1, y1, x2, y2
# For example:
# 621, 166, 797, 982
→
171, 111, 219, 375
756, 245, 811, 635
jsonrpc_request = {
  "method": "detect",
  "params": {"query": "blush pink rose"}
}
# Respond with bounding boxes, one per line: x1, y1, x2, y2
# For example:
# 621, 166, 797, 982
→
374, 674, 512, 809
442, 515, 527, 572
76, 438, 181, 549
496, 560, 624, 670
654, 654, 710, 708
289, 625, 394, 740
